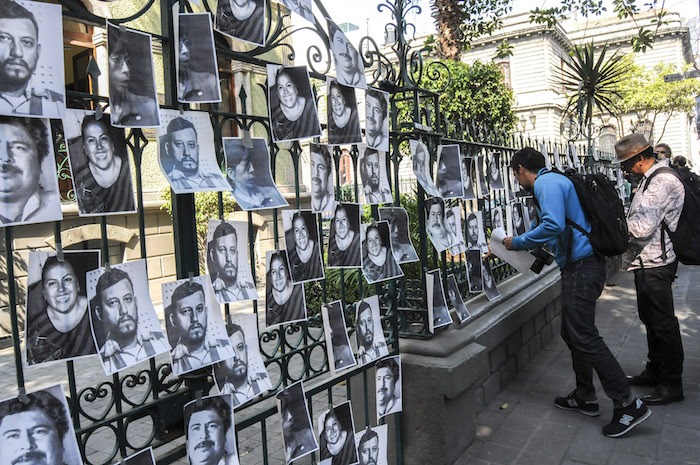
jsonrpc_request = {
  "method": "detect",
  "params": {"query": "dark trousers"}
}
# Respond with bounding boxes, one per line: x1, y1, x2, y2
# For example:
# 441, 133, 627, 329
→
634, 261, 684, 388
560, 255, 631, 405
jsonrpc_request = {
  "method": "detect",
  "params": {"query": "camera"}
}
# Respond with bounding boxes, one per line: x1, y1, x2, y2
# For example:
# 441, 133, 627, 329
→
529, 247, 554, 274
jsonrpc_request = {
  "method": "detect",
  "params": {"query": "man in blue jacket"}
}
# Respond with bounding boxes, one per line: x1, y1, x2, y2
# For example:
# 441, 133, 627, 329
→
503, 147, 650, 438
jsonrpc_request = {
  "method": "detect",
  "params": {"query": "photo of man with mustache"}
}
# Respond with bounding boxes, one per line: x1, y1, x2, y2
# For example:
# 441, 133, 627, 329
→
0, 385, 82, 465
424, 197, 454, 253
184, 395, 239, 465
91, 266, 169, 375
310, 144, 335, 213
328, 21, 366, 88
206, 220, 258, 304
364, 89, 389, 152
375, 356, 402, 420
359, 147, 392, 205
0, 0, 65, 118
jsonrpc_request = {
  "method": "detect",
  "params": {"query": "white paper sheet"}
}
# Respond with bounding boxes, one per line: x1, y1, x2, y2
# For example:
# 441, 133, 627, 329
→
489, 228, 537, 274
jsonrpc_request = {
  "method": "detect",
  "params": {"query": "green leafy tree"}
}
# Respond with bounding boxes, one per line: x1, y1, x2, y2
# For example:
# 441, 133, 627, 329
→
617, 61, 700, 142
399, 59, 515, 132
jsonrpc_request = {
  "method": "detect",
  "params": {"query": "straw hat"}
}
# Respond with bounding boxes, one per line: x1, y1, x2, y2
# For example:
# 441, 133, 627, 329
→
613, 133, 650, 164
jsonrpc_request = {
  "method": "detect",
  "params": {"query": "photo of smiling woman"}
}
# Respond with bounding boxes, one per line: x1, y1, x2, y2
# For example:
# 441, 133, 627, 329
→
25, 250, 100, 366
316, 401, 359, 465
326, 78, 362, 145
267, 64, 321, 142
282, 209, 325, 283
64, 109, 136, 216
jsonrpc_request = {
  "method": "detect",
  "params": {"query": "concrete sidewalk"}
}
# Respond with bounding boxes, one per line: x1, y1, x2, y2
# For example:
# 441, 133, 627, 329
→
459, 265, 700, 465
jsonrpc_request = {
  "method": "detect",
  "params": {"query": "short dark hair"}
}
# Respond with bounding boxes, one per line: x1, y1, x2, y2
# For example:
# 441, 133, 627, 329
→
184, 396, 231, 438
655, 143, 672, 157
466, 212, 477, 224
96, 267, 134, 308
673, 155, 687, 167
227, 322, 244, 340
424, 197, 444, 217
109, 28, 129, 58
327, 21, 342, 43
213, 221, 237, 244
0, 390, 69, 440
376, 357, 399, 381
357, 300, 372, 319
445, 209, 455, 220
366, 89, 388, 120
358, 427, 379, 450
311, 145, 332, 172
0, 116, 49, 162
0, 0, 39, 36
510, 147, 545, 174
167, 117, 196, 138
172, 281, 204, 305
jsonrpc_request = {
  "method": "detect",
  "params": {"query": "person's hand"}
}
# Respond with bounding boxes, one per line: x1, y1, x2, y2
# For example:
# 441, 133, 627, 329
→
484, 245, 494, 259
502, 236, 514, 250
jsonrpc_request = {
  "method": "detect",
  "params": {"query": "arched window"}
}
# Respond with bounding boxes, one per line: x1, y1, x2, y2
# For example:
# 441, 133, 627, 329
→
338, 149, 354, 186
632, 120, 653, 143
598, 125, 617, 159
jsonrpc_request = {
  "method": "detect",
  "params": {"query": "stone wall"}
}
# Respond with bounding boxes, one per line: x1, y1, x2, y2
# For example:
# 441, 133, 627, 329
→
398, 265, 563, 465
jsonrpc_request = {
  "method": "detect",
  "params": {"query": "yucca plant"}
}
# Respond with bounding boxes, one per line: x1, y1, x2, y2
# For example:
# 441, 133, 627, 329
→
561, 42, 630, 151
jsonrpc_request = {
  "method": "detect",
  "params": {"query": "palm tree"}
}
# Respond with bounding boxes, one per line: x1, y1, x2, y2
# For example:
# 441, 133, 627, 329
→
561, 42, 630, 155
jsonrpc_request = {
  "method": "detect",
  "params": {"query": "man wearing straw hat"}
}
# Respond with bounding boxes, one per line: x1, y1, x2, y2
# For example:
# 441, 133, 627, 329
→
615, 133, 686, 406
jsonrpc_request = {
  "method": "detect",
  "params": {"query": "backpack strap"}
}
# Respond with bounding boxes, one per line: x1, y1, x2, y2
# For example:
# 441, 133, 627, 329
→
640, 165, 680, 260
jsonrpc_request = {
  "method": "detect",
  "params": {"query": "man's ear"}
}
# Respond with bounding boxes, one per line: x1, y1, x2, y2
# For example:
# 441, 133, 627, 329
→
94, 304, 102, 321
168, 312, 175, 328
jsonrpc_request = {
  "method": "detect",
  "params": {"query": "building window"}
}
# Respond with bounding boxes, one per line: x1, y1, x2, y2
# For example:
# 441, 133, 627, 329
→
598, 125, 616, 157
338, 150, 354, 186
632, 120, 653, 143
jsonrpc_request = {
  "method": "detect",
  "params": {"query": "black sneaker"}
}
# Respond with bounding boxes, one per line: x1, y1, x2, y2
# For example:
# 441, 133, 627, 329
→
554, 390, 600, 417
602, 398, 651, 438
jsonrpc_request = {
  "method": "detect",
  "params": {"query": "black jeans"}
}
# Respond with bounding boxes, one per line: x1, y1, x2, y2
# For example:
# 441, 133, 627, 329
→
560, 254, 631, 405
634, 261, 684, 388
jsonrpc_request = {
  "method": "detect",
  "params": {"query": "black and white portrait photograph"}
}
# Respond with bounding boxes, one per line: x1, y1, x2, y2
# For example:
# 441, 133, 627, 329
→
378, 207, 418, 264
446, 273, 471, 323
328, 21, 366, 89
375, 355, 402, 421
86, 259, 170, 375
267, 64, 321, 142
316, 401, 359, 465
24, 250, 99, 366
265, 250, 307, 328
322, 300, 356, 375
482, 258, 501, 301
445, 206, 466, 255
215, 0, 265, 46
355, 295, 389, 366
276, 381, 319, 464
426, 269, 452, 332
539, 142, 552, 170
477, 154, 489, 197
224, 137, 288, 211
0, 384, 82, 465
63, 109, 136, 216
354, 424, 388, 465
184, 394, 240, 465
310, 143, 336, 213
525, 197, 539, 227
488, 152, 504, 190
176, 13, 221, 103
364, 88, 389, 152
119, 447, 157, 465
0, 116, 62, 226
465, 210, 487, 252
361, 221, 403, 285
510, 202, 527, 236
280, 0, 314, 22
552, 145, 564, 171
327, 203, 361, 269
162, 276, 233, 376
436, 144, 464, 199
507, 167, 520, 201
206, 219, 258, 304
467, 249, 483, 293
107, 22, 160, 128
410, 139, 440, 197
461, 156, 476, 200
359, 146, 392, 205
157, 110, 230, 193
213, 314, 271, 407
0, 0, 65, 119
282, 209, 325, 283
326, 78, 362, 145
491, 206, 505, 231
424, 197, 457, 253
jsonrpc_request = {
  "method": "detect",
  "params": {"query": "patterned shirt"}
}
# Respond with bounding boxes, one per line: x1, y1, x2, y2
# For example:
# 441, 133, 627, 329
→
623, 161, 685, 270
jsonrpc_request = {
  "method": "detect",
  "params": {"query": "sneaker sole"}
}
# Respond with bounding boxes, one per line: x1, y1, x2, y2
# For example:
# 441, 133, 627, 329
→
554, 402, 600, 417
603, 409, 652, 438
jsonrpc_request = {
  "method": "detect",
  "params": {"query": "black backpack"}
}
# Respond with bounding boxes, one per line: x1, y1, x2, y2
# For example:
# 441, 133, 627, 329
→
643, 166, 700, 265
544, 169, 629, 257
